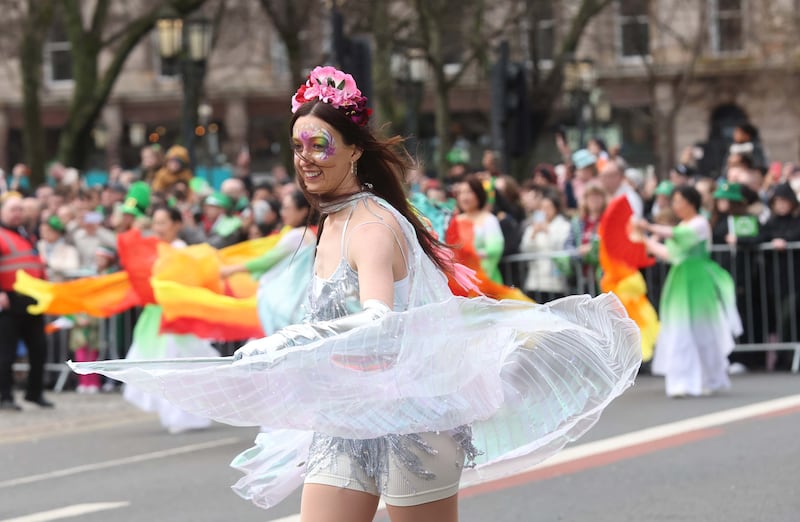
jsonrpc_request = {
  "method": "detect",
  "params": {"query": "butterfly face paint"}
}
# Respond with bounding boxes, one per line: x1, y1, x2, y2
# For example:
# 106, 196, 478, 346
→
292, 124, 337, 162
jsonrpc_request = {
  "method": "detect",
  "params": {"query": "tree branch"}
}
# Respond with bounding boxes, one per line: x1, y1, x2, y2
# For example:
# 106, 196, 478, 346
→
90, 0, 111, 37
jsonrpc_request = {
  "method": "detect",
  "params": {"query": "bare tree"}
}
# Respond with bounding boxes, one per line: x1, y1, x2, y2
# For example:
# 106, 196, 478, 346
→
14, 0, 209, 179
257, 0, 320, 90
620, 0, 707, 177
19, 1, 54, 185
523, 0, 615, 159
411, 0, 521, 178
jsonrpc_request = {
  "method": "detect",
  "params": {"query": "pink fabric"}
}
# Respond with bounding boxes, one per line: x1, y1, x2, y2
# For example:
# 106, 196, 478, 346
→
75, 347, 100, 387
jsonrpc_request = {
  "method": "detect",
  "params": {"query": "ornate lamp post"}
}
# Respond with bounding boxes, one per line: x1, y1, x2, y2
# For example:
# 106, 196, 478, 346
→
156, 16, 212, 168
563, 57, 595, 148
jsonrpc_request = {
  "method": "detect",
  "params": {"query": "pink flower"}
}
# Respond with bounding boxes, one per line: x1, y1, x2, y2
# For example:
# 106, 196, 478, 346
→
290, 66, 371, 126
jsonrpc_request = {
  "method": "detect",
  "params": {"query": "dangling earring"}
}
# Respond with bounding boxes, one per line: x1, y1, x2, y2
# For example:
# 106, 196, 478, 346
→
350, 160, 358, 178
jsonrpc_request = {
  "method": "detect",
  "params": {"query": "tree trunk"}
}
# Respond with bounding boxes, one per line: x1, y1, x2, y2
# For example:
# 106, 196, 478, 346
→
56, 45, 101, 169
433, 71, 450, 180
655, 109, 676, 179
54, 0, 207, 170
19, 2, 53, 186
369, 0, 400, 133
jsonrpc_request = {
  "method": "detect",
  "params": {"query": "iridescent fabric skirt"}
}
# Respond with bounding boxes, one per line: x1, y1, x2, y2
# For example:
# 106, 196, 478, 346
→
72, 293, 641, 508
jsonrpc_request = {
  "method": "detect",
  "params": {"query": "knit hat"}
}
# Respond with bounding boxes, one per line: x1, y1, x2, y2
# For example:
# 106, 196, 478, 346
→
654, 180, 675, 197
46, 215, 66, 233
770, 182, 799, 208
165, 145, 190, 164
713, 182, 744, 202
204, 191, 233, 211
672, 164, 695, 178
121, 181, 151, 217
572, 149, 597, 169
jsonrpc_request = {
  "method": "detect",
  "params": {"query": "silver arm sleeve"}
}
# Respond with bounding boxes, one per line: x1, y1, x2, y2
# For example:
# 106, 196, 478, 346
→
233, 299, 392, 361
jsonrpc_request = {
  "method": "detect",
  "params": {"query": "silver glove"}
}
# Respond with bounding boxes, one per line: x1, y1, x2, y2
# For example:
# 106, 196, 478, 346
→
233, 299, 392, 361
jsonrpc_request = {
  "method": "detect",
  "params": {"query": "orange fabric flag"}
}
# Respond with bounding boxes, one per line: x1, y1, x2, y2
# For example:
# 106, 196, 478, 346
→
445, 218, 532, 302
598, 195, 659, 361
13, 270, 140, 317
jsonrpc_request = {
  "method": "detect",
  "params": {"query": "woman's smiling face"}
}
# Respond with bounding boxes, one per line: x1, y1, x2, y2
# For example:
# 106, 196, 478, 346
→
292, 115, 361, 197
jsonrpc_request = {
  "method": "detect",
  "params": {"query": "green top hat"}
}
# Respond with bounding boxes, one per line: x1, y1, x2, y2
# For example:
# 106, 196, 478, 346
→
713, 182, 744, 202
122, 181, 151, 217
204, 191, 233, 211
654, 180, 674, 196
46, 214, 66, 233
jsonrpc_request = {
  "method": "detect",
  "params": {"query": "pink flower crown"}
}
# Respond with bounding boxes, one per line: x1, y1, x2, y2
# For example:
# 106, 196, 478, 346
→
291, 66, 372, 127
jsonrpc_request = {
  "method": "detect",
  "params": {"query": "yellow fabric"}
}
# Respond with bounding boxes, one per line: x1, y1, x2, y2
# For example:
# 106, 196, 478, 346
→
606, 272, 659, 362
218, 231, 288, 297
154, 279, 259, 327
13, 270, 133, 317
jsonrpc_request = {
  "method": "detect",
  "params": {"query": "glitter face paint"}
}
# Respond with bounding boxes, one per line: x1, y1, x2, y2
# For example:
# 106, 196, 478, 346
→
293, 125, 337, 162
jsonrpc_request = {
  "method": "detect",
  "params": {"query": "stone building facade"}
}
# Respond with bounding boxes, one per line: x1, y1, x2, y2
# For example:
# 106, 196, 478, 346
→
0, 0, 798, 176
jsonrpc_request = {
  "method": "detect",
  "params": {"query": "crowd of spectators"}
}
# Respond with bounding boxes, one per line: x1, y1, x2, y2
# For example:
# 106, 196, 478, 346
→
0, 144, 300, 281
1, 121, 799, 376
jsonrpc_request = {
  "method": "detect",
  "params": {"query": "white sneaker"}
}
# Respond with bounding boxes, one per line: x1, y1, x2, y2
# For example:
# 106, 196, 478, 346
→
728, 362, 748, 375
76, 385, 86, 394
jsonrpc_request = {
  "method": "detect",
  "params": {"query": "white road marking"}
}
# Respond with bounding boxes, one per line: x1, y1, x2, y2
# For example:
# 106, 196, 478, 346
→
461, 393, 800, 486
266, 394, 800, 522
0, 502, 129, 522
4, 395, 798, 522
0, 437, 241, 489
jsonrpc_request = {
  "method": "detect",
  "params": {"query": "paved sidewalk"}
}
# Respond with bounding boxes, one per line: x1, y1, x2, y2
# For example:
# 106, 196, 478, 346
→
0, 390, 155, 444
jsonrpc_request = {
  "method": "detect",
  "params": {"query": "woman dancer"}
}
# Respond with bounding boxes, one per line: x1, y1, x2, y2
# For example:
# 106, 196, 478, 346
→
123, 206, 219, 433
72, 67, 641, 518
453, 176, 505, 284
220, 188, 317, 335
637, 186, 742, 397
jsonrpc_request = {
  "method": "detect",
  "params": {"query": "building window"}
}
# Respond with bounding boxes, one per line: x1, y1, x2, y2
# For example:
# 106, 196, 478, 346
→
616, 0, 649, 58
534, 2, 555, 63
522, 3, 555, 68
710, 0, 744, 54
44, 18, 72, 83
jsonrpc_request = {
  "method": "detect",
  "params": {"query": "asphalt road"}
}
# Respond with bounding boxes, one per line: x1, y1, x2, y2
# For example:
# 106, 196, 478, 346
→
1, 372, 798, 522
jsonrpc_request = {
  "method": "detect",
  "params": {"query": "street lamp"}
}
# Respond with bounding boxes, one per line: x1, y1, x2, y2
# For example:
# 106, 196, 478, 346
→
563, 57, 595, 148
156, 16, 212, 168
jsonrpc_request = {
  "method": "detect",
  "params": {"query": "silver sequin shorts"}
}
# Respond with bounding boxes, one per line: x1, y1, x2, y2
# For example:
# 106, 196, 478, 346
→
304, 431, 466, 506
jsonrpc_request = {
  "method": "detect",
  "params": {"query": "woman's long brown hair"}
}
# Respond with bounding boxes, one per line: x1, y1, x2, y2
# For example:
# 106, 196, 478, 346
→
291, 100, 451, 275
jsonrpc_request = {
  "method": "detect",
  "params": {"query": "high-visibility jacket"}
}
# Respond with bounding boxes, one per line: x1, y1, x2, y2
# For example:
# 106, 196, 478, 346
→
0, 227, 45, 291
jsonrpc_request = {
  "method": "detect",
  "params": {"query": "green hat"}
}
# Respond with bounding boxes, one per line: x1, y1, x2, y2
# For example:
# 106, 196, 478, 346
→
204, 191, 233, 211
189, 177, 212, 196
654, 180, 674, 196
46, 215, 66, 233
713, 182, 744, 202
122, 181, 151, 217
446, 147, 470, 165
235, 196, 249, 212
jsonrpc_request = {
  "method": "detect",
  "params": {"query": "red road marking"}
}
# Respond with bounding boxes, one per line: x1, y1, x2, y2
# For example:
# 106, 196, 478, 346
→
752, 403, 800, 420
460, 427, 724, 499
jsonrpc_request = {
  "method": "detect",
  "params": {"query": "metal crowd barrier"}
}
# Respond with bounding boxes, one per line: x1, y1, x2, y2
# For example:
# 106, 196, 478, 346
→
14, 306, 247, 392
500, 241, 800, 373
13, 242, 799, 392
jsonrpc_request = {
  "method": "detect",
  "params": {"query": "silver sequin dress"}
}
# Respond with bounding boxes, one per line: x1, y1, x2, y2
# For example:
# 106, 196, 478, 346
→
303, 233, 478, 495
